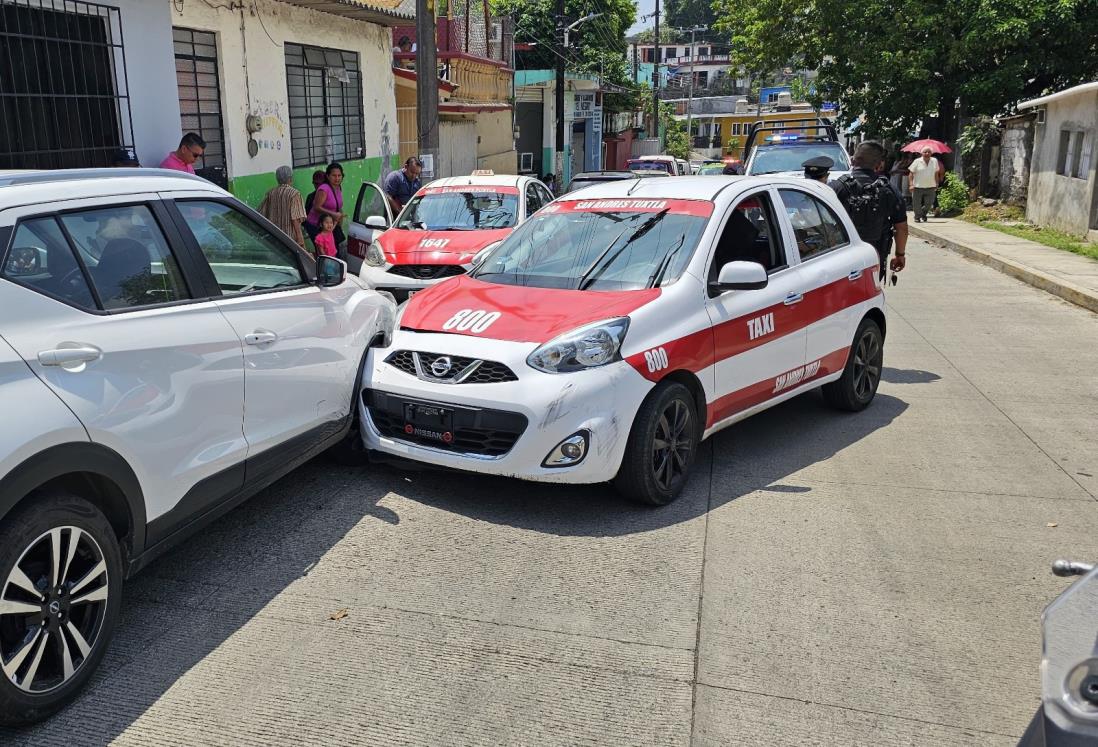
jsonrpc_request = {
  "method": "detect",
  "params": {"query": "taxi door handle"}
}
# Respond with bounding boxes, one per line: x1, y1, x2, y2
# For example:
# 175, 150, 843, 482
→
244, 330, 278, 346
848, 269, 863, 281
783, 292, 804, 305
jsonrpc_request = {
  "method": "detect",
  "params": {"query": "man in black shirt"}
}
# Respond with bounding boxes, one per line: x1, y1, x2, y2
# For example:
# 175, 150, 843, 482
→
829, 141, 908, 281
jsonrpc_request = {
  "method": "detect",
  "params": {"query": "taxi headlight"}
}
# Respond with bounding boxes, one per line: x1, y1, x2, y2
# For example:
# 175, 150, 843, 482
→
365, 241, 387, 267
527, 317, 630, 374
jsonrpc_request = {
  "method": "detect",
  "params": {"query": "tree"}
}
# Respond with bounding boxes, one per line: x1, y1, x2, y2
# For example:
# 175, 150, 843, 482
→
493, 0, 635, 77
664, 0, 717, 36
713, 0, 1098, 141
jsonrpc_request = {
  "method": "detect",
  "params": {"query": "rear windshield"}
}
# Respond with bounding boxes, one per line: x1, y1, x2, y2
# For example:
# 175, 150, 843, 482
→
748, 142, 851, 175
626, 160, 674, 174
471, 199, 712, 291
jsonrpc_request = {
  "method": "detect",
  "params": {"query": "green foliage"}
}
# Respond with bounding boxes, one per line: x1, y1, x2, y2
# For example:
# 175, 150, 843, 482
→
963, 205, 1098, 259
713, 0, 1098, 140
664, 117, 691, 160
630, 27, 686, 44
664, 0, 718, 36
958, 117, 999, 156
936, 173, 970, 215
494, 0, 635, 75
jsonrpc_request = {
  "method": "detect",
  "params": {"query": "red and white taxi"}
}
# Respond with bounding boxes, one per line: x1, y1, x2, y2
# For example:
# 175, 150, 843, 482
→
359, 176, 886, 505
356, 173, 554, 302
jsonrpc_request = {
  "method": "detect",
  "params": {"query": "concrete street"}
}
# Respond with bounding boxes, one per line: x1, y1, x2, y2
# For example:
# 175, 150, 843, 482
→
5, 238, 1097, 746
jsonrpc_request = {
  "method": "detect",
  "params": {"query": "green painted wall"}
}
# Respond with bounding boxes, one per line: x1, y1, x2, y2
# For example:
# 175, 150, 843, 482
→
228, 155, 400, 210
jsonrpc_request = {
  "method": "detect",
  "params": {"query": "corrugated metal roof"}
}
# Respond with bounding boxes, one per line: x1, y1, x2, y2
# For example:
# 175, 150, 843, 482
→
276, 0, 413, 26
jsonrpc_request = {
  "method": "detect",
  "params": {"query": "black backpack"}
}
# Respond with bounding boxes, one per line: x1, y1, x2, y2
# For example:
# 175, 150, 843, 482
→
837, 174, 890, 244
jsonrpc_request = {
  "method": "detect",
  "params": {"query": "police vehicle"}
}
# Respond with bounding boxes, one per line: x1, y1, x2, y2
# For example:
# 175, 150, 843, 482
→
358, 176, 886, 506
744, 118, 852, 180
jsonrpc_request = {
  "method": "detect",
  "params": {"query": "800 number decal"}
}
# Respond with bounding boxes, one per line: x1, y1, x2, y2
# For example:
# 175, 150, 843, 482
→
442, 309, 501, 334
644, 346, 669, 373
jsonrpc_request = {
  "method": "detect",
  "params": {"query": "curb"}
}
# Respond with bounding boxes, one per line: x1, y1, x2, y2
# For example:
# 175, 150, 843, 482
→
908, 224, 1098, 315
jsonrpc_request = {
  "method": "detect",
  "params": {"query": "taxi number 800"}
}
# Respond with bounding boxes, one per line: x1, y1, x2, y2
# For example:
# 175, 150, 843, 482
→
442, 309, 501, 334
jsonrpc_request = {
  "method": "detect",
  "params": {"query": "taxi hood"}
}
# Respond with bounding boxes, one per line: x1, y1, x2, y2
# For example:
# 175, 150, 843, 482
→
399, 275, 661, 344
378, 228, 511, 265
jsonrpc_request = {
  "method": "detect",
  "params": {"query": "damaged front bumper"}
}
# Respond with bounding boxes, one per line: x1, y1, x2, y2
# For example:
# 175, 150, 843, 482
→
359, 332, 653, 484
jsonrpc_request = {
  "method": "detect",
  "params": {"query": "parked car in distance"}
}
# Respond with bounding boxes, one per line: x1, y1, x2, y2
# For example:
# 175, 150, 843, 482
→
356, 171, 553, 303
566, 170, 666, 193
0, 168, 394, 725
359, 176, 886, 506
625, 155, 683, 176
696, 162, 727, 175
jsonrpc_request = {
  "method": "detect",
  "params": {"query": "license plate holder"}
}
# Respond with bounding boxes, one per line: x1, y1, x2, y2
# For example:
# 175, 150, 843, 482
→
403, 402, 454, 443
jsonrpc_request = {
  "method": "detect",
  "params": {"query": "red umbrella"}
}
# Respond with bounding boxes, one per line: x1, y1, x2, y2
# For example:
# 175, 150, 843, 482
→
902, 138, 952, 154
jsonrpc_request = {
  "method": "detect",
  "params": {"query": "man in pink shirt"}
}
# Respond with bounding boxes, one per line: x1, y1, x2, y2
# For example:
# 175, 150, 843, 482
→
160, 132, 206, 174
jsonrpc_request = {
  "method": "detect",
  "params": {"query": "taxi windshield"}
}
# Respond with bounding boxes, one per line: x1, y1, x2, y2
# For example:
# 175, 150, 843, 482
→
749, 142, 850, 174
471, 203, 708, 291
396, 190, 518, 231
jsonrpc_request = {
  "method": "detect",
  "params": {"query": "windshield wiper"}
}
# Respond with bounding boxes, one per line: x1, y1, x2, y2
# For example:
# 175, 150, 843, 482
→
575, 209, 669, 291
647, 234, 687, 288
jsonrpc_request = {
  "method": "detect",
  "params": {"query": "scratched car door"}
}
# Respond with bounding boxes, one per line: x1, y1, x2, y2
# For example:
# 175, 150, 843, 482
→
703, 188, 809, 426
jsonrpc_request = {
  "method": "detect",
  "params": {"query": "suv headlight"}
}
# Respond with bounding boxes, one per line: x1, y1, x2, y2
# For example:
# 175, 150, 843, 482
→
365, 241, 387, 267
527, 317, 630, 373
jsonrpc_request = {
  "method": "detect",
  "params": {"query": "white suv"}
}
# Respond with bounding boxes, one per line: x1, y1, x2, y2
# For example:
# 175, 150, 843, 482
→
0, 169, 393, 724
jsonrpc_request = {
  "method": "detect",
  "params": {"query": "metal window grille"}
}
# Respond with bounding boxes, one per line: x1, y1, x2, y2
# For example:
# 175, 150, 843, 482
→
285, 42, 363, 168
173, 27, 227, 187
0, 0, 135, 169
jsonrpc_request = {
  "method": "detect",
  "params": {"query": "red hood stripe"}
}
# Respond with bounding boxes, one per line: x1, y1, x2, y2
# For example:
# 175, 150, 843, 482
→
400, 275, 661, 343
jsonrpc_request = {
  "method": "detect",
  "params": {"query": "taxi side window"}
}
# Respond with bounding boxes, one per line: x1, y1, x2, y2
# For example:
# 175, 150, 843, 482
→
779, 189, 848, 261
708, 193, 785, 286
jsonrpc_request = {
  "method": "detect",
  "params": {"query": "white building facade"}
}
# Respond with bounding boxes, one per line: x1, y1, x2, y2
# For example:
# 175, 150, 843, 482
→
0, 0, 405, 208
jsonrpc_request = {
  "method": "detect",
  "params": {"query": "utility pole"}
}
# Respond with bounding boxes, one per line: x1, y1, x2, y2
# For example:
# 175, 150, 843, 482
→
632, 41, 638, 84
652, 0, 660, 140
684, 25, 707, 153
415, 0, 439, 177
554, 0, 565, 188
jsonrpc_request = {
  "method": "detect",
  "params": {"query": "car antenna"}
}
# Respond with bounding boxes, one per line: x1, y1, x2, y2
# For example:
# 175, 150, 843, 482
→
627, 177, 644, 195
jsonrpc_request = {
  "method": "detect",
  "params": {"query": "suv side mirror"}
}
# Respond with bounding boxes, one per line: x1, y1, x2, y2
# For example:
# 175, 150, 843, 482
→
316, 255, 346, 287
709, 260, 768, 293
365, 215, 388, 230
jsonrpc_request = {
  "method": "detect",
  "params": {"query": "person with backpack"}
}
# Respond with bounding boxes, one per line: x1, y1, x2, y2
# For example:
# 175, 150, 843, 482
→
829, 141, 908, 281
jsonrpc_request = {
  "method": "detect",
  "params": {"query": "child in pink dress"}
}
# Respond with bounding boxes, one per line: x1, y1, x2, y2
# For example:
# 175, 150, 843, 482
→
313, 213, 337, 258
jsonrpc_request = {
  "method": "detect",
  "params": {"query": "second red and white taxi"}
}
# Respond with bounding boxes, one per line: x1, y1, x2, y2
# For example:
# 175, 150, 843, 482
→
356, 172, 554, 302
359, 176, 887, 505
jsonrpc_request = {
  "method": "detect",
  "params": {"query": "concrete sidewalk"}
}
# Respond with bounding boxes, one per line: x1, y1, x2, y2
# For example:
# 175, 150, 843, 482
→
907, 216, 1098, 313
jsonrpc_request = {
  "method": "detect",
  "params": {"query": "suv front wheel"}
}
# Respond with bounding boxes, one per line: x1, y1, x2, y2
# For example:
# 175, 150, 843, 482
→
0, 493, 122, 726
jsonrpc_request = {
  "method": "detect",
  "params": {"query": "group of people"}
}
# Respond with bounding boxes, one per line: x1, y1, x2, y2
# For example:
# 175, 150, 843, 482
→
257, 155, 424, 258
801, 141, 920, 282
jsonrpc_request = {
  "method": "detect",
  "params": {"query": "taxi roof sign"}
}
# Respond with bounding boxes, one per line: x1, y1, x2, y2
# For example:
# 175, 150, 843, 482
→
471, 169, 495, 176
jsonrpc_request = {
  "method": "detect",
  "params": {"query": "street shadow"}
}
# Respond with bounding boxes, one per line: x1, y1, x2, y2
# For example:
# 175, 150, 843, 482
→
392, 391, 910, 537
882, 367, 942, 385
0, 461, 401, 746
2, 393, 906, 743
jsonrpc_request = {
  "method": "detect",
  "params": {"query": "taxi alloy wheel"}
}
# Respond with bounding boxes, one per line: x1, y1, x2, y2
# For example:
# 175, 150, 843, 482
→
615, 381, 698, 506
0, 493, 122, 726
823, 318, 883, 412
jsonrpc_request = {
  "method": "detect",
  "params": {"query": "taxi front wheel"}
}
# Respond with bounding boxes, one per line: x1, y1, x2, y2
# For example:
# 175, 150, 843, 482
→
823, 318, 883, 412
615, 381, 699, 506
